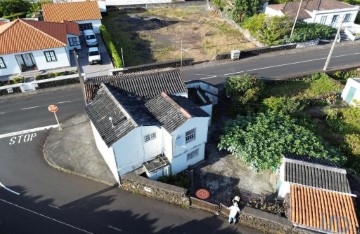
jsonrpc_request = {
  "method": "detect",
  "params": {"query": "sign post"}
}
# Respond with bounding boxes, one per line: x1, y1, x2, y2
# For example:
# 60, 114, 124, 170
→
48, 104, 61, 130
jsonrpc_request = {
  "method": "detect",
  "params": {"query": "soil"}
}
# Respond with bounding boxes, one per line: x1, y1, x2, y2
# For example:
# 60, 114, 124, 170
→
103, 6, 255, 66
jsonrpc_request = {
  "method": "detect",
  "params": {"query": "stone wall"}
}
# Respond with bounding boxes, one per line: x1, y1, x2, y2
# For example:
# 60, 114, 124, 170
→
121, 172, 190, 207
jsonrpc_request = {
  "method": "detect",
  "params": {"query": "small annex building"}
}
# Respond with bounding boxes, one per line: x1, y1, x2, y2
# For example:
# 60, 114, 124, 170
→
341, 78, 360, 106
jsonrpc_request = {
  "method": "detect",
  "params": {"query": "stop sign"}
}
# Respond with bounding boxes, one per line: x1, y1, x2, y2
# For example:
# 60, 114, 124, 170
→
48, 104, 58, 113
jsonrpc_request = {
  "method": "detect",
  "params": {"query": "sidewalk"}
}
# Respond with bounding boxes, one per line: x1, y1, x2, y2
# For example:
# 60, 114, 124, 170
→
43, 113, 117, 186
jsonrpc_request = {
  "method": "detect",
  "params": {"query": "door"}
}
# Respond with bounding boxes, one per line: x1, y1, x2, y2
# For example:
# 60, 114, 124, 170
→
345, 86, 357, 104
79, 23, 93, 32
15, 53, 36, 71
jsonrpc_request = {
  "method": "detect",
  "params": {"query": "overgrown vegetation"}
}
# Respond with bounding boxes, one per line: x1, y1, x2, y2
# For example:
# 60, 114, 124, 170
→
0, 0, 30, 19
158, 172, 190, 189
35, 70, 77, 80
231, 0, 262, 23
99, 25, 122, 68
218, 110, 344, 171
287, 22, 336, 43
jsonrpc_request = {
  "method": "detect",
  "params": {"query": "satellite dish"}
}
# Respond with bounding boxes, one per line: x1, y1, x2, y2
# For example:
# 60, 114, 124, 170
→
175, 136, 186, 148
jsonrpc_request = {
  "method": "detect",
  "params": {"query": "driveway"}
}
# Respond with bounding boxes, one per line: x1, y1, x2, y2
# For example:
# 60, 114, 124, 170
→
71, 34, 114, 79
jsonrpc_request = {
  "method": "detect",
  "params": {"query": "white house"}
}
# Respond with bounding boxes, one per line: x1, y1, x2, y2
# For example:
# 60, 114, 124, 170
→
265, 0, 360, 28
0, 19, 80, 77
341, 78, 360, 106
42, 1, 102, 34
84, 69, 211, 183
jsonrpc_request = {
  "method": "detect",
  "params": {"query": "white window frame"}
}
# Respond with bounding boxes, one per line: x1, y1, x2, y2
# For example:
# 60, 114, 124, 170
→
68, 37, 79, 46
0, 57, 6, 69
187, 148, 199, 161
185, 128, 196, 144
320, 16, 327, 24
44, 50, 57, 62
144, 132, 156, 142
331, 15, 339, 24
344, 13, 352, 23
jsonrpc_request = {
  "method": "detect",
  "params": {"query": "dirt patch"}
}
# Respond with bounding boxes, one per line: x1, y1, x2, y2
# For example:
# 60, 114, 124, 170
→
103, 6, 255, 66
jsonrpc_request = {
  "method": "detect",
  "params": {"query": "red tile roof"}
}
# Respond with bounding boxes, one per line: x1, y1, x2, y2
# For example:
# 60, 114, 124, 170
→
64, 21, 80, 35
42, 1, 102, 23
290, 184, 359, 234
267, 0, 355, 20
0, 19, 67, 55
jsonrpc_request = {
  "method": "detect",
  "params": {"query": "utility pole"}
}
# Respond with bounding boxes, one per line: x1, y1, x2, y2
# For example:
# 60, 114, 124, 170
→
73, 50, 86, 104
323, 17, 344, 71
120, 47, 125, 68
290, 0, 303, 39
180, 40, 183, 67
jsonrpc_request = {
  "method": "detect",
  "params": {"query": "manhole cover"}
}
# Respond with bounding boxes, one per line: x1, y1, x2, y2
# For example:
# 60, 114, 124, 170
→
195, 189, 210, 200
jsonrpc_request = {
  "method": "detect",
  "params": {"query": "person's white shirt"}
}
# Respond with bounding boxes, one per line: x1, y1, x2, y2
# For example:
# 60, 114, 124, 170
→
229, 205, 240, 217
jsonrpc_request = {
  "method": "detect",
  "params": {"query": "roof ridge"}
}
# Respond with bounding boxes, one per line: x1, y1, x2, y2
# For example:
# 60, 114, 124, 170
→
160, 92, 191, 119
20, 19, 66, 46
102, 84, 138, 128
285, 158, 346, 174
291, 182, 357, 197
0, 19, 19, 35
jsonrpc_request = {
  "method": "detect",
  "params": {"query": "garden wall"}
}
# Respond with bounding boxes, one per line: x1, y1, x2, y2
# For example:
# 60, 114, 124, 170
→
121, 172, 190, 207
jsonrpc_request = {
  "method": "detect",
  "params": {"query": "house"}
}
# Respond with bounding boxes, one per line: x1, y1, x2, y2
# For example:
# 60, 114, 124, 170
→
341, 78, 360, 106
84, 69, 212, 183
278, 154, 359, 234
42, 1, 102, 33
0, 19, 80, 77
265, 0, 360, 28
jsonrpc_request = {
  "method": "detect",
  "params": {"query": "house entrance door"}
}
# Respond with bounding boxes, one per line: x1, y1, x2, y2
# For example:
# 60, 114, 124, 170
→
15, 53, 36, 72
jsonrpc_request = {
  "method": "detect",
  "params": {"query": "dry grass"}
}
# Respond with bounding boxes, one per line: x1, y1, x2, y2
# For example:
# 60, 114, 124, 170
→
103, 6, 255, 66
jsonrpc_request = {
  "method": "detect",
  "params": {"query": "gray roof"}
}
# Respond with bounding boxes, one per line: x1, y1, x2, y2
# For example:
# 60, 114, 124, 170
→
85, 84, 157, 147
284, 154, 351, 194
145, 92, 209, 133
84, 68, 188, 103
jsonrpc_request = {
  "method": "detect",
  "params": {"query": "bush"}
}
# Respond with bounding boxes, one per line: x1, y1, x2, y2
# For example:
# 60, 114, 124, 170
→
100, 25, 122, 68
12, 76, 24, 83
212, 0, 225, 11
287, 22, 336, 43
263, 97, 306, 114
158, 172, 190, 189
218, 110, 344, 171
301, 73, 342, 98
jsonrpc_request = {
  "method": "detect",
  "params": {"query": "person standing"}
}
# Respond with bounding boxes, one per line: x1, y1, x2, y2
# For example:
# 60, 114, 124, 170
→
228, 202, 240, 224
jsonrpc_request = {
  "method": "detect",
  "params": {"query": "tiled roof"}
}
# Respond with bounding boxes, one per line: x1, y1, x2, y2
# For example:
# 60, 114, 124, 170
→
290, 184, 359, 234
285, 153, 340, 168
284, 155, 352, 194
85, 84, 157, 147
145, 92, 209, 133
64, 21, 81, 35
42, 1, 102, 22
268, 0, 355, 20
0, 19, 66, 55
84, 69, 188, 102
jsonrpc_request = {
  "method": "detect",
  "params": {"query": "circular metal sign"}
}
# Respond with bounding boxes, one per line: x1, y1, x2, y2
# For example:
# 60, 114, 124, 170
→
195, 189, 210, 200
48, 104, 58, 113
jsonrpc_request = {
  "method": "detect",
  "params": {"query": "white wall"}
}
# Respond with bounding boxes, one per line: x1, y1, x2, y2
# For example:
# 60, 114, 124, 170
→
0, 53, 21, 76
113, 126, 162, 175
311, 8, 359, 27
76, 20, 102, 34
200, 104, 212, 125
66, 34, 81, 51
90, 122, 120, 183
341, 78, 360, 106
171, 143, 205, 174
0, 47, 70, 76
277, 181, 290, 200
105, 0, 184, 6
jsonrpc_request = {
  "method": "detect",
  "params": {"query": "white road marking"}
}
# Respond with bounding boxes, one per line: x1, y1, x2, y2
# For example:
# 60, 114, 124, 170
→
0, 125, 58, 139
0, 182, 20, 195
58, 101, 72, 104
0, 112, 4, 115
108, 225, 122, 232
22, 106, 39, 110
49, 204, 60, 210
0, 199, 93, 234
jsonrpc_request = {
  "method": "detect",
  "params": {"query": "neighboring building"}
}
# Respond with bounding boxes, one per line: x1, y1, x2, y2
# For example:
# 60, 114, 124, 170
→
85, 84, 210, 183
341, 78, 360, 106
278, 154, 359, 234
0, 19, 80, 77
265, 0, 360, 28
42, 1, 102, 33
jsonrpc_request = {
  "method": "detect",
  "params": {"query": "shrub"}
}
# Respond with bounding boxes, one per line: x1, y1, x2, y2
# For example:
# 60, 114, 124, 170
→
287, 22, 336, 43
301, 73, 342, 98
158, 172, 190, 189
263, 97, 306, 114
100, 25, 122, 68
212, 0, 225, 11
12, 76, 24, 83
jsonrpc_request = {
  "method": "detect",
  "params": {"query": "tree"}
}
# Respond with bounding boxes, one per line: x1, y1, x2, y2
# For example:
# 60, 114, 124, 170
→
224, 73, 264, 105
0, 0, 31, 18
231, 0, 262, 23
218, 111, 344, 171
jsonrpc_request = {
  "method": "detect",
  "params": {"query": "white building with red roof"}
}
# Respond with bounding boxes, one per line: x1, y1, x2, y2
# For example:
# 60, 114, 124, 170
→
0, 19, 80, 77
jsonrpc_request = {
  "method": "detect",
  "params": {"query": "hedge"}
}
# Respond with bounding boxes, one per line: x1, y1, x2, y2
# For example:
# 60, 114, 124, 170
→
99, 25, 122, 68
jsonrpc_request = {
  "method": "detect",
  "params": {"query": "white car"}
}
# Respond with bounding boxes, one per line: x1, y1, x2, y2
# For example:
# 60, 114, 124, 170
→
88, 47, 102, 65
83, 29, 98, 47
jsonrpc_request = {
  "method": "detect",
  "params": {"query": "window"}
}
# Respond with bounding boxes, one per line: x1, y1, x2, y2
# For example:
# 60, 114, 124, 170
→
68, 37, 79, 46
144, 132, 156, 142
331, 15, 339, 24
187, 148, 199, 161
344, 14, 352, 22
44, 50, 57, 62
0, 57, 6, 69
79, 23, 93, 31
320, 16, 327, 24
185, 128, 196, 144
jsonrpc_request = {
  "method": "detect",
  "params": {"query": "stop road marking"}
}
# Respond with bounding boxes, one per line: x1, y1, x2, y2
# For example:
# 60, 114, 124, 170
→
9, 133, 37, 145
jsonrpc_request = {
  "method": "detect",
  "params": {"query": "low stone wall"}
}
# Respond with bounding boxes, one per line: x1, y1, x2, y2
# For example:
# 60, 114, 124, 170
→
121, 172, 190, 207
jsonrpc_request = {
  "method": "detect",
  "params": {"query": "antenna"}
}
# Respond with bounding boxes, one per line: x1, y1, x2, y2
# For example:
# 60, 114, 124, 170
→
109, 117, 115, 128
